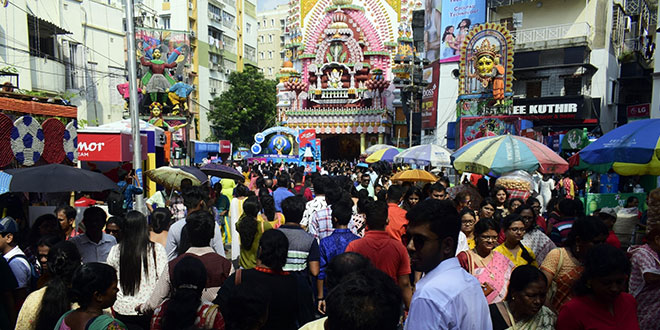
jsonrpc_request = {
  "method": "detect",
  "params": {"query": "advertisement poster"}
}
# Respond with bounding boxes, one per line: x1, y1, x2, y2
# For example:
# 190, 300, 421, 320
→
437, 0, 486, 63
315, 138, 322, 169
298, 129, 317, 172
421, 61, 439, 129
458, 116, 520, 147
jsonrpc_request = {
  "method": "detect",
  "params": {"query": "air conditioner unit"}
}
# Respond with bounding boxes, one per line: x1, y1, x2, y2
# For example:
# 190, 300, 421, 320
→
225, 69, 231, 75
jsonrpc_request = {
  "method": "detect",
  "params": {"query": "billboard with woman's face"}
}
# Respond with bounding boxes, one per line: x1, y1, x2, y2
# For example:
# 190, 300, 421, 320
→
426, 0, 486, 63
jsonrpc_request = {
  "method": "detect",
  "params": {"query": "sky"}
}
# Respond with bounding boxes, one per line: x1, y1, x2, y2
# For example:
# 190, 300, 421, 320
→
257, 0, 288, 12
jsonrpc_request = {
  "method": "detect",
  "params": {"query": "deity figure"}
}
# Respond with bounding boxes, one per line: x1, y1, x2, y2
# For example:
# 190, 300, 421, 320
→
470, 39, 505, 104
140, 49, 182, 103
168, 75, 194, 115
147, 102, 187, 131
116, 79, 143, 110
327, 68, 343, 88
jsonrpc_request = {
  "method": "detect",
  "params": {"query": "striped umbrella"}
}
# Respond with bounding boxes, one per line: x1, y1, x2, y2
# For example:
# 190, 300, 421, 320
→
365, 147, 401, 163
451, 135, 568, 175
393, 144, 453, 167
577, 119, 660, 175
364, 144, 396, 156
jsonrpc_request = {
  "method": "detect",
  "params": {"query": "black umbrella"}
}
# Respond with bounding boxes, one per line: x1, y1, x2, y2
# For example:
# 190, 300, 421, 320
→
200, 164, 244, 182
174, 166, 208, 183
4, 164, 118, 193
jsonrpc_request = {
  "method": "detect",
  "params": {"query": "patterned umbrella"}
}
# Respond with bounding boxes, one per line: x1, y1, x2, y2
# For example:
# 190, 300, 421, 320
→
451, 135, 568, 175
146, 166, 204, 191
364, 144, 396, 156
578, 119, 660, 175
391, 169, 438, 183
365, 147, 401, 163
393, 144, 452, 167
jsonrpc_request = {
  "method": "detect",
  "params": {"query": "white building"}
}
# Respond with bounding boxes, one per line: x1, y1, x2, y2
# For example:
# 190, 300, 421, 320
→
0, 0, 126, 125
257, 4, 288, 80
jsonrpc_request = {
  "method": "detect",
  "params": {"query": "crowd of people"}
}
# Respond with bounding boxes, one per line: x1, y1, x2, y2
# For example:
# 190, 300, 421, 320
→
0, 160, 659, 330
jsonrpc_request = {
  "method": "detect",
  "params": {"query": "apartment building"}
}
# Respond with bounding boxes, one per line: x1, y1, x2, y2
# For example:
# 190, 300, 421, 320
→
256, 4, 287, 80
0, 0, 126, 125
152, 0, 257, 140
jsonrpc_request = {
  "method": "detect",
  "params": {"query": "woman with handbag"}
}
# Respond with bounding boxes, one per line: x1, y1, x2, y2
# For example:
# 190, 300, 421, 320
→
107, 211, 167, 329
458, 218, 514, 304
540, 216, 608, 313
150, 256, 224, 330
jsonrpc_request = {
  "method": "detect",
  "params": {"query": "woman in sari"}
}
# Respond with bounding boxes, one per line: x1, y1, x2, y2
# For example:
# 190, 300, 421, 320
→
517, 205, 555, 264
489, 265, 556, 330
54, 263, 126, 330
229, 184, 253, 264
458, 218, 514, 304
540, 216, 608, 313
495, 214, 538, 267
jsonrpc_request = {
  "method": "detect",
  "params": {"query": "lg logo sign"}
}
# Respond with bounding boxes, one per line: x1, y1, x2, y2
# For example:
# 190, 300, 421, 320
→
78, 142, 106, 152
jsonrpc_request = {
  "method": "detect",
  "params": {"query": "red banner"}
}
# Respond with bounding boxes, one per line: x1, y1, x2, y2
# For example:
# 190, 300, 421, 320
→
219, 140, 232, 154
78, 133, 147, 162
627, 103, 650, 119
421, 62, 439, 129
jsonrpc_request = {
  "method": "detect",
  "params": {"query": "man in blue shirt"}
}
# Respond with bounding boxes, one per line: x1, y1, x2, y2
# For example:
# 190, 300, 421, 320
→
272, 173, 294, 212
316, 194, 359, 311
117, 169, 143, 212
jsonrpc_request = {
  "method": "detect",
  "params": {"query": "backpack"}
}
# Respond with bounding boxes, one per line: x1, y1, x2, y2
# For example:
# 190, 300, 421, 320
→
8, 254, 38, 291
107, 183, 128, 216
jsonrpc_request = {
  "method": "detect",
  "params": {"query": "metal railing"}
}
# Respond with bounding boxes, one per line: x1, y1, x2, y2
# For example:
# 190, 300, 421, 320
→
511, 22, 591, 45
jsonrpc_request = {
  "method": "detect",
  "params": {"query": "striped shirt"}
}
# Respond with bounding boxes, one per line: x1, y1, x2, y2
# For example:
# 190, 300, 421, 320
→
278, 225, 320, 272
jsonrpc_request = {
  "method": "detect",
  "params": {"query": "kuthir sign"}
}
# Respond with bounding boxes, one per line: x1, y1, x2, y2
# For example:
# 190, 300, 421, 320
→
510, 96, 594, 120
511, 103, 578, 115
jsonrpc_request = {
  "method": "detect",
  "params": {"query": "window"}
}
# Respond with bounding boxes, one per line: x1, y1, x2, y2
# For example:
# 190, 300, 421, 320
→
260, 52, 264, 59
526, 81, 542, 98
271, 19, 274, 27
263, 19, 266, 27
280, 19, 285, 27
161, 15, 171, 29
268, 67, 273, 75
222, 35, 236, 52
245, 45, 256, 62
269, 51, 273, 59
268, 34, 273, 43
246, 23, 251, 33
564, 77, 582, 96
222, 11, 235, 29
208, 4, 221, 17
257, 21, 260, 28
260, 35, 264, 43
28, 15, 56, 58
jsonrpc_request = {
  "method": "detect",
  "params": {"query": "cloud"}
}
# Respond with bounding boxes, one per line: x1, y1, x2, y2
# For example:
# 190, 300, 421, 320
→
257, 0, 287, 12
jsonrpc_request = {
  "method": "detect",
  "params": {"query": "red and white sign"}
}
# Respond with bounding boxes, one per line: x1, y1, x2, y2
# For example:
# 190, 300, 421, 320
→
219, 140, 232, 154
78, 133, 147, 162
627, 103, 650, 119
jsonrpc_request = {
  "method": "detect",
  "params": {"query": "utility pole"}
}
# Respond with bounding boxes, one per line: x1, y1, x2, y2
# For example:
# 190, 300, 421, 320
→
124, 0, 146, 214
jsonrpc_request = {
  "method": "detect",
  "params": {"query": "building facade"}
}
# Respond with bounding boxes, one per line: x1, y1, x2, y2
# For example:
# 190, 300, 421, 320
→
430, 0, 657, 147
1, 0, 126, 125
257, 4, 288, 80
151, 0, 257, 141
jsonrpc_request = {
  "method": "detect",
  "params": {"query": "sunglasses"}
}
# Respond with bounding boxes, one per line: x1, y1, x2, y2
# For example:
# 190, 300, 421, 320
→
402, 233, 439, 251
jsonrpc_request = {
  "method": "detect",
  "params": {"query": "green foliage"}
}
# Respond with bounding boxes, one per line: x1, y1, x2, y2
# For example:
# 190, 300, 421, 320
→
208, 66, 278, 147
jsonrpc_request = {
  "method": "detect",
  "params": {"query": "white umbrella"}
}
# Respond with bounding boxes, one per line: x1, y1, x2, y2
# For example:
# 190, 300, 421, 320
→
364, 144, 396, 156
394, 144, 452, 167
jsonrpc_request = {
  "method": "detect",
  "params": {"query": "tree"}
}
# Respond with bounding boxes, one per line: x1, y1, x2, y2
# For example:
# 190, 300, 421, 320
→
208, 66, 278, 146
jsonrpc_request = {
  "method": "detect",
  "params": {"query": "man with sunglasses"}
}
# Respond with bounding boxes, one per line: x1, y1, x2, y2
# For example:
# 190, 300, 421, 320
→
404, 199, 492, 330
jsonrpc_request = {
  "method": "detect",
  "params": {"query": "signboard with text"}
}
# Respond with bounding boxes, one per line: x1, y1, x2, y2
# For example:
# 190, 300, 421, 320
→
436, 0, 487, 63
298, 129, 317, 172
421, 62, 439, 129
626, 103, 650, 121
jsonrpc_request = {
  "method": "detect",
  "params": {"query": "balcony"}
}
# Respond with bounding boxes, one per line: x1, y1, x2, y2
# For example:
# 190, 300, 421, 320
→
30, 56, 66, 93
511, 22, 591, 51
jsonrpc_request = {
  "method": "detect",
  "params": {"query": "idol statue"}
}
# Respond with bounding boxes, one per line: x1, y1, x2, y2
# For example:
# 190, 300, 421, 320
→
327, 68, 342, 88
168, 75, 194, 115
140, 49, 182, 103
470, 39, 505, 105
147, 102, 187, 132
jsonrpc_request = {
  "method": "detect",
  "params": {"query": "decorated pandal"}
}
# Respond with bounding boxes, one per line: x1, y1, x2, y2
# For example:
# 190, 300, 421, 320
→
277, 0, 419, 156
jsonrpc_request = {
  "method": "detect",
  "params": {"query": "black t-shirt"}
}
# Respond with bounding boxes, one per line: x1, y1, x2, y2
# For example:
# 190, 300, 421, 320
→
214, 268, 299, 330
488, 303, 509, 330
0, 256, 18, 329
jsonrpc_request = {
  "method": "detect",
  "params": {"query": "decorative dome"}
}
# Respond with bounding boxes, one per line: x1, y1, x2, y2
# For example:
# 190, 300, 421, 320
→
283, 61, 293, 68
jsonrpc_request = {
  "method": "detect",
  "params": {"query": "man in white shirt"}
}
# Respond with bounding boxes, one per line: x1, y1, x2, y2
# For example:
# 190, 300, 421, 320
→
69, 207, 117, 263
301, 175, 330, 228
0, 217, 31, 297
404, 199, 492, 330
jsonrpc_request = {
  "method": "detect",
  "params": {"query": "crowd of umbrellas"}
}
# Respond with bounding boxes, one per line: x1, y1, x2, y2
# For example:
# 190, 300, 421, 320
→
1, 118, 659, 193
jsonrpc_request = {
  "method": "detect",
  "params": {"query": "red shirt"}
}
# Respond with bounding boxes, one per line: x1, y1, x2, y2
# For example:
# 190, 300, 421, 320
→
557, 293, 639, 330
345, 230, 411, 283
74, 197, 97, 207
385, 203, 408, 242
606, 230, 621, 249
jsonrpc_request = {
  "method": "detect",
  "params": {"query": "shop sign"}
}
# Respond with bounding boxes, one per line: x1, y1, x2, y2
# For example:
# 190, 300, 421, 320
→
421, 62, 439, 129
510, 96, 593, 120
219, 140, 232, 154
626, 103, 650, 119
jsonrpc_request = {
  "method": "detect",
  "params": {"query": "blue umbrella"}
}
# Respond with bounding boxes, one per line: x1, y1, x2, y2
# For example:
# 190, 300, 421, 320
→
394, 144, 452, 167
579, 119, 660, 175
